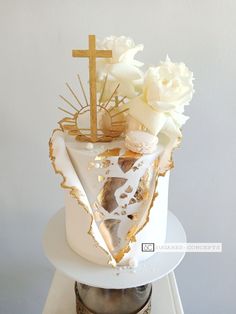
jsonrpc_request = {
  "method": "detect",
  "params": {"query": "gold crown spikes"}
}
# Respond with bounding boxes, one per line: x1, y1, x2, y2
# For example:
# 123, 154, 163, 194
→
58, 34, 128, 143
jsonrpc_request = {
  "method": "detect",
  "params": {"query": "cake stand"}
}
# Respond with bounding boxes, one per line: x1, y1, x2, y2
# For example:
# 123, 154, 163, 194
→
43, 208, 186, 313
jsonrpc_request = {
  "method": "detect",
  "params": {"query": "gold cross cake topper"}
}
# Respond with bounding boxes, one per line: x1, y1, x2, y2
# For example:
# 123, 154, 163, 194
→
58, 34, 127, 142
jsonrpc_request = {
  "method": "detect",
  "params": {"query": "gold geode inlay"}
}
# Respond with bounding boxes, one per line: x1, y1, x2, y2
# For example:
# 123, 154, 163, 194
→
50, 129, 172, 265
99, 219, 121, 254
95, 148, 121, 159
97, 177, 127, 213
114, 160, 160, 263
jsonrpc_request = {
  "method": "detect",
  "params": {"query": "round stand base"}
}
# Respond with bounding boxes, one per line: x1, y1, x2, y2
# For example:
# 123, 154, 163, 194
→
74, 282, 152, 314
43, 208, 186, 289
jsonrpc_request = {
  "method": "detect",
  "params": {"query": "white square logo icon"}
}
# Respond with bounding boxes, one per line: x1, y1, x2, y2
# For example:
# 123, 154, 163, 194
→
142, 243, 155, 252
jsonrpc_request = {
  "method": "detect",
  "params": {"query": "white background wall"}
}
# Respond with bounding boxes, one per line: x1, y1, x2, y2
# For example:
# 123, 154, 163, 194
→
0, 0, 235, 313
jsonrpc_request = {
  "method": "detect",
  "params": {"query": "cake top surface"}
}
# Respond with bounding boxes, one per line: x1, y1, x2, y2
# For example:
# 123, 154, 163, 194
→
65, 133, 162, 156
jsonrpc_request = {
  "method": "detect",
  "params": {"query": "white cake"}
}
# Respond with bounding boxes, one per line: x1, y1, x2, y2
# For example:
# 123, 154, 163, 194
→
49, 35, 194, 268
50, 131, 169, 266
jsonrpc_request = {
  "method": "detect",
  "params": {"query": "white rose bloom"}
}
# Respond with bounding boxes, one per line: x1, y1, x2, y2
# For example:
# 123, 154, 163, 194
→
144, 56, 194, 110
96, 36, 144, 101
129, 57, 194, 133
127, 57, 194, 173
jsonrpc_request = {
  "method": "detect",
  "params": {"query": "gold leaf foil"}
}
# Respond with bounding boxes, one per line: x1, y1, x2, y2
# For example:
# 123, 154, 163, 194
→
97, 177, 127, 212
125, 185, 133, 193
122, 150, 142, 158
95, 148, 121, 160
118, 157, 137, 173
133, 170, 150, 202
98, 175, 105, 182
127, 225, 139, 241
114, 161, 159, 263
117, 150, 142, 173
114, 246, 131, 263
101, 160, 111, 168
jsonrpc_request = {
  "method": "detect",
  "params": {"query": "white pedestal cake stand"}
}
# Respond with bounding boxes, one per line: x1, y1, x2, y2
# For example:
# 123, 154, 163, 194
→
43, 208, 186, 312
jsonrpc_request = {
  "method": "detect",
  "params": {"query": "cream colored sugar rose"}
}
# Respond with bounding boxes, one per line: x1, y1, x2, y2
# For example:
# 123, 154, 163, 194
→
96, 36, 144, 101
144, 56, 194, 113
127, 57, 194, 173
128, 57, 194, 135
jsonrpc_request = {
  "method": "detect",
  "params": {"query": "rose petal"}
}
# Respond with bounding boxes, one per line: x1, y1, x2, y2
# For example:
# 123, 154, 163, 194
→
119, 44, 144, 67
170, 112, 189, 128
109, 63, 144, 81
128, 96, 167, 135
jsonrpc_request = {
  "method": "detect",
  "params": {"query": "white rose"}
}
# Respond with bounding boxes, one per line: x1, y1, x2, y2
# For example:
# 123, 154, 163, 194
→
96, 36, 144, 101
127, 57, 194, 173
144, 56, 194, 111
128, 57, 194, 133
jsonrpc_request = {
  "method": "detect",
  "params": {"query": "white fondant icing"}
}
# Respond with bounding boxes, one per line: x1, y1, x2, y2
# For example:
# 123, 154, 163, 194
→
64, 134, 169, 266
65, 191, 113, 266
51, 130, 169, 267
50, 130, 116, 266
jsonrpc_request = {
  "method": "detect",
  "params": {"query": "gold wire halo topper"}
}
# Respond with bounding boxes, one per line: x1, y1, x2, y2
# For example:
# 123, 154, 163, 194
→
58, 34, 128, 143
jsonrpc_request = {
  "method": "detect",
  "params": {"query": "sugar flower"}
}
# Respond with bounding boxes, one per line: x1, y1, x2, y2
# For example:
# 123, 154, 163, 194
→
96, 36, 144, 101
